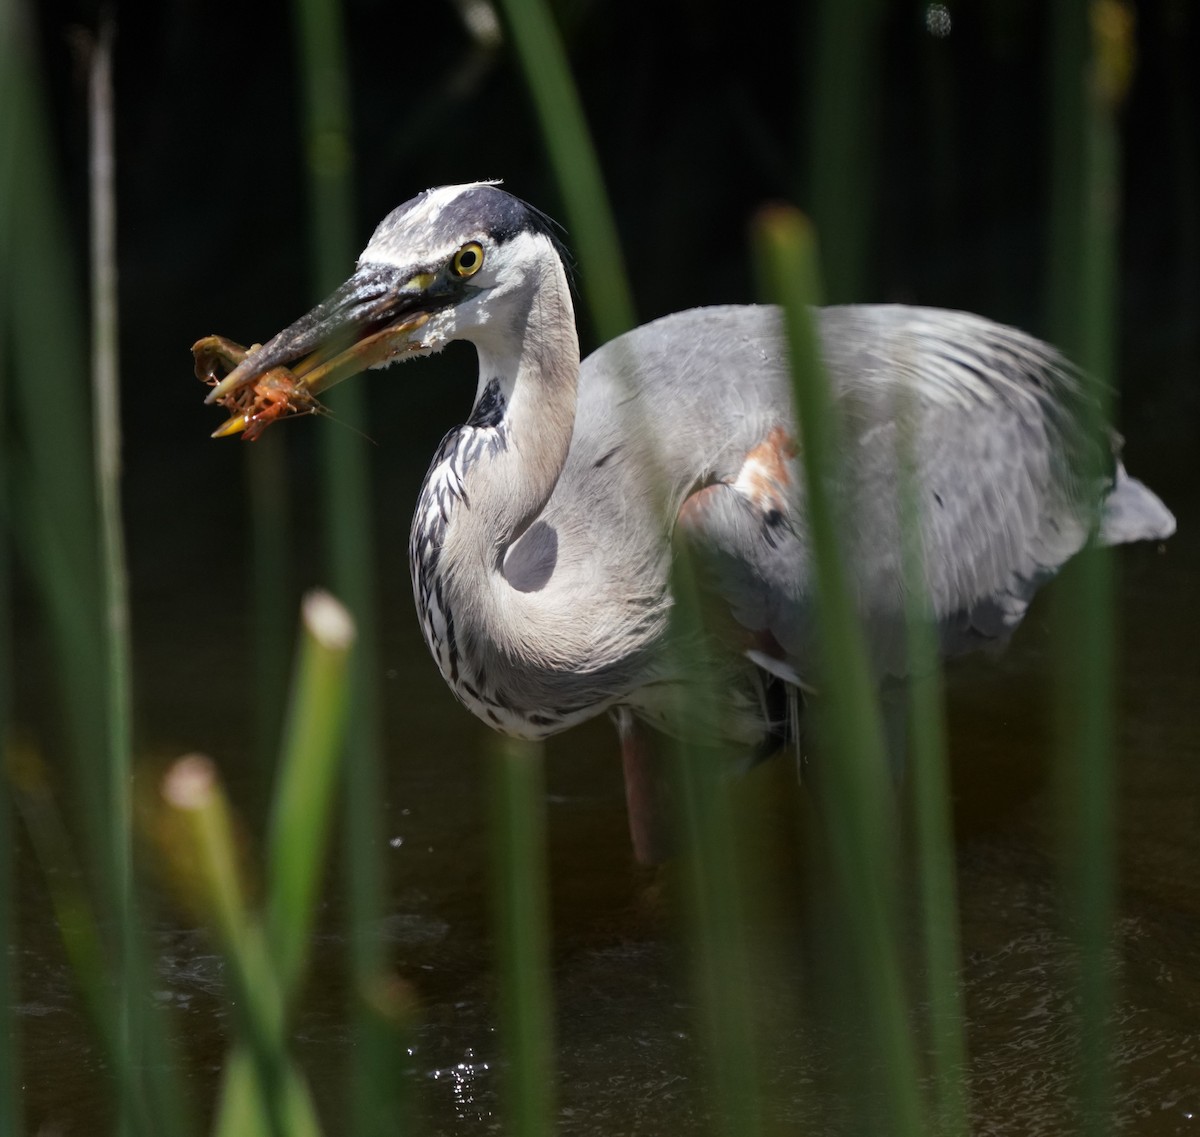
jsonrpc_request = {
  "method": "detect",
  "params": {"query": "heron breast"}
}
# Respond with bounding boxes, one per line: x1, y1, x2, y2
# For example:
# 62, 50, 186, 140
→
502, 520, 558, 592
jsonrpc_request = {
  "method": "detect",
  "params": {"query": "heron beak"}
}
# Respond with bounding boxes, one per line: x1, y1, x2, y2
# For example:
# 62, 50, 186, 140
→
202, 262, 456, 416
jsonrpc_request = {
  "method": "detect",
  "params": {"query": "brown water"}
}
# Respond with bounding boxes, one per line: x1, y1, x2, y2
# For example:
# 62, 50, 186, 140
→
12, 473, 1198, 1136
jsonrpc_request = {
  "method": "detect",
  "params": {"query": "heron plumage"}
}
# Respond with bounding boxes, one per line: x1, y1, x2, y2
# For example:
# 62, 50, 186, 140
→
209, 183, 1177, 777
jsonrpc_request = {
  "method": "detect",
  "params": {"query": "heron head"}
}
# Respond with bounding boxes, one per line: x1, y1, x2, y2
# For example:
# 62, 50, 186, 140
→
203, 182, 566, 433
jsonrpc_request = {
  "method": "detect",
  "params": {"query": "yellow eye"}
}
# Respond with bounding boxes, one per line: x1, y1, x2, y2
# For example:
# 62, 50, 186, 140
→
452, 242, 484, 277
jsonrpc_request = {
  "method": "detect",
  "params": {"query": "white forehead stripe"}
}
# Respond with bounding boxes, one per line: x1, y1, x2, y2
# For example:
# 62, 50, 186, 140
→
407, 182, 498, 229
359, 182, 509, 269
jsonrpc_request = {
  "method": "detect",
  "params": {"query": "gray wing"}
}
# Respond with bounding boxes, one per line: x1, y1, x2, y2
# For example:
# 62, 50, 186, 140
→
640, 304, 1172, 681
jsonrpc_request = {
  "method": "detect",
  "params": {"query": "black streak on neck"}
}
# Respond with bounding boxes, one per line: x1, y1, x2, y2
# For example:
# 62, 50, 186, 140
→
466, 378, 507, 429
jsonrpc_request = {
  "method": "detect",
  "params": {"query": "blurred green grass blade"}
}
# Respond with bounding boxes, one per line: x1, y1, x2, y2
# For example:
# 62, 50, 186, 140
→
898, 438, 969, 1134
1045, 0, 1091, 362
86, 31, 142, 1137
0, 220, 19, 1137
905, 670, 969, 1134
254, 0, 361, 795
753, 205, 925, 1136
1053, 540, 1114, 1136
162, 757, 283, 1034
3, 19, 189, 1132
289, 1, 405, 1125
212, 1049, 273, 1137
1, 0, 107, 860
351, 976, 419, 1137
1047, 0, 1127, 379
0, 749, 17, 1137
1046, 5, 1129, 1133
489, 738, 554, 1137
87, 40, 193, 1136
497, 0, 636, 341
0, 690, 15, 1137
291, 0, 355, 290
669, 768, 762, 1137
0, 785, 14, 1137
664, 570, 765, 1137
163, 754, 320, 1137
802, 0, 885, 303
212, 1045, 325, 1137
9, 746, 155, 1137
265, 592, 355, 998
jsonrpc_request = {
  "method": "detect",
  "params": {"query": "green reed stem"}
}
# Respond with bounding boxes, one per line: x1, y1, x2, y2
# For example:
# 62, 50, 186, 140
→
497, 0, 636, 341
163, 754, 321, 1137
1, 0, 106, 861
0, 155, 18, 1136
10, 746, 151, 1137
86, 31, 143, 1137
802, 0, 884, 304
163, 596, 352, 1137
3, 18, 188, 1134
489, 738, 554, 1137
754, 205, 925, 1137
265, 591, 356, 997
1046, 5, 1128, 1133
499, 9, 764, 1114
0, 562, 17, 1137
211, 1045, 324, 1137
87, 28, 193, 1137
289, 1, 404, 1130
1045, 0, 1091, 364
666, 561, 765, 1137
1046, 4, 1128, 1132
0, 805, 13, 1137
898, 436, 969, 1135
0, 669, 14, 1137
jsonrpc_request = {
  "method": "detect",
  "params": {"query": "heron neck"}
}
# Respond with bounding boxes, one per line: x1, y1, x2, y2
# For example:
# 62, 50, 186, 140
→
465, 260, 579, 553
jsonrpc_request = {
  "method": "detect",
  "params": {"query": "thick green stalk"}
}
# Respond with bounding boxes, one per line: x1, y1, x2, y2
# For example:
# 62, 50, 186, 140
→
666, 560, 765, 1137
1045, 0, 1091, 362
3, 20, 187, 1135
11, 747, 149, 1137
0, 492, 17, 1137
801, 0, 885, 303
497, 0, 636, 341
0, 116, 18, 1136
498, 13, 766, 1126
86, 31, 140, 1137
899, 429, 969, 1136
265, 591, 356, 996
1046, 4, 1129, 1133
754, 206, 924, 1136
211, 1045, 324, 1137
489, 739, 555, 1137
163, 755, 322, 1137
289, 0, 405, 1130
0, 782, 13, 1137
163, 598, 353, 1137
1, 0, 107, 864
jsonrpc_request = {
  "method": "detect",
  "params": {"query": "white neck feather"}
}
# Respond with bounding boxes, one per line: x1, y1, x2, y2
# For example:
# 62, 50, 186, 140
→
459, 248, 579, 556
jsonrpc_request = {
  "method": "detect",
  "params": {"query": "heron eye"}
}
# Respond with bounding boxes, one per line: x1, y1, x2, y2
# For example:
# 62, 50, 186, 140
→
452, 242, 484, 277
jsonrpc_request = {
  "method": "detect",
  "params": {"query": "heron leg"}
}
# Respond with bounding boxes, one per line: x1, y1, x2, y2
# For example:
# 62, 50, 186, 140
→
615, 709, 675, 865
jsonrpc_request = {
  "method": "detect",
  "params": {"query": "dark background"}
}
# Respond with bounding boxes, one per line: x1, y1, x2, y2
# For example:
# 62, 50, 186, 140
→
18, 0, 1199, 746
9, 4, 1200, 1132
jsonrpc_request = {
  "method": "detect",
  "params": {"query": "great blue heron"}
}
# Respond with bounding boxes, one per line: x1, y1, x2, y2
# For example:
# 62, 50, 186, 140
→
204, 182, 1176, 861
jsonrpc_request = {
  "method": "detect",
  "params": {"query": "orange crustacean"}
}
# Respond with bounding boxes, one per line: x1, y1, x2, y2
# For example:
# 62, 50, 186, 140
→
193, 334, 322, 441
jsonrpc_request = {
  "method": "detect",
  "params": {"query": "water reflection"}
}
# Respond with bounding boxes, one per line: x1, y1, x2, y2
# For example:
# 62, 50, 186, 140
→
428, 1047, 495, 1128
13, 488, 1198, 1135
